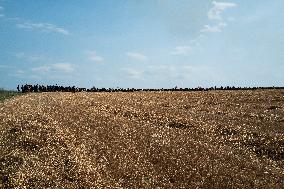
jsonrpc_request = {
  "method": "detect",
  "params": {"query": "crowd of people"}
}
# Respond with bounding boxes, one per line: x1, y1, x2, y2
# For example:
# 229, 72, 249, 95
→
17, 84, 86, 93
17, 84, 284, 93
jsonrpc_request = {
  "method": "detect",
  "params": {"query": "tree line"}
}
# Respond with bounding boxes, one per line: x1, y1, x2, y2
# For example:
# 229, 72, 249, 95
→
17, 84, 284, 93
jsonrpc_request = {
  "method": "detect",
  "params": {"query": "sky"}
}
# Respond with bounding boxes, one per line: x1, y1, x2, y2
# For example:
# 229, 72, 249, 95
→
0, 0, 284, 90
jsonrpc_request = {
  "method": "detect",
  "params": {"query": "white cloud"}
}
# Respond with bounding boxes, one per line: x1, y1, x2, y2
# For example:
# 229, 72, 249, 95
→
142, 64, 225, 87
17, 21, 70, 35
87, 51, 104, 63
15, 52, 45, 62
201, 22, 226, 33
32, 63, 74, 73
208, 1, 237, 21
16, 70, 25, 74
146, 65, 176, 77
52, 63, 74, 73
201, 1, 236, 33
126, 52, 148, 61
122, 68, 144, 79
170, 46, 192, 55
0, 6, 4, 17
31, 65, 50, 72
9, 69, 25, 78
0, 65, 15, 69
0, 6, 69, 35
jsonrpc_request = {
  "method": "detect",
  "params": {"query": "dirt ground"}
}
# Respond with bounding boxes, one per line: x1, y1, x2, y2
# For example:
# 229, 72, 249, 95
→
0, 90, 283, 188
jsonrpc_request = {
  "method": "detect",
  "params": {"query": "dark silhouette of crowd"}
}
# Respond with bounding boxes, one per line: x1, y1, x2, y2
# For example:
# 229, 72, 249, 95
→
17, 84, 284, 93
18, 84, 86, 93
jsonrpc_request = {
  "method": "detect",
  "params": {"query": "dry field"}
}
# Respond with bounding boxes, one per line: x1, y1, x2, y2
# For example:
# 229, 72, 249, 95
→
0, 90, 284, 188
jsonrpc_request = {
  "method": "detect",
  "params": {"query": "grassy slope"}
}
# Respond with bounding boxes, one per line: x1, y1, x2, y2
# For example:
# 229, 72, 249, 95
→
0, 89, 22, 102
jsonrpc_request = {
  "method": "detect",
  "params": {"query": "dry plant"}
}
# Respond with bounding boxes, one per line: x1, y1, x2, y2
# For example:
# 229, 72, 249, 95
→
0, 90, 284, 188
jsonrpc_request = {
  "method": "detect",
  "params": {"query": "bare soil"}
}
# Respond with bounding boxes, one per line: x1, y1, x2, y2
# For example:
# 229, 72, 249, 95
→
0, 90, 284, 188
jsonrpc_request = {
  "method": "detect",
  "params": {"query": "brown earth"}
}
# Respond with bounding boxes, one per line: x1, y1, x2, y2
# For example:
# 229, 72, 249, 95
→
0, 90, 284, 188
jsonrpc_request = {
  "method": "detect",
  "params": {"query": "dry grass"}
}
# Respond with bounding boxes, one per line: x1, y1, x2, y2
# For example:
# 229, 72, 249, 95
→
0, 90, 284, 188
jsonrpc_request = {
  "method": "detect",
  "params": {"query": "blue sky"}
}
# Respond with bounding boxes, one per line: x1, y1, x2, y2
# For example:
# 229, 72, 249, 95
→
0, 0, 283, 89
